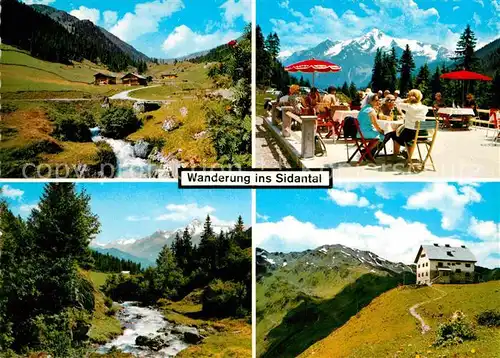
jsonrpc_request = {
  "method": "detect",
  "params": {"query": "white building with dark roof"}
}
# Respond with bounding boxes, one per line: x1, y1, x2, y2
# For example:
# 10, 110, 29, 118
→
414, 244, 477, 285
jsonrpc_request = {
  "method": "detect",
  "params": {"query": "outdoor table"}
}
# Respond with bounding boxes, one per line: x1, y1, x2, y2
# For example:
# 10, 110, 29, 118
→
332, 110, 359, 123
377, 119, 404, 134
438, 108, 474, 129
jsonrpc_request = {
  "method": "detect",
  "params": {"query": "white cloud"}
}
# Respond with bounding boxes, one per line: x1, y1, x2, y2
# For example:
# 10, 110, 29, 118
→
220, 0, 251, 26
162, 25, 240, 58
334, 183, 392, 199
110, 0, 184, 42
1, 185, 24, 200
492, 0, 500, 12
156, 203, 216, 221
473, 0, 485, 6
473, 12, 482, 26
126, 215, 151, 222
405, 183, 482, 230
19, 204, 38, 213
255, 211, 499, 268
453, 6, 460, 11
103, 10, 118, 28
257, 212, 270, 221
327, 189, 370, 208
22, 0, 55, 4
469, 217, 500, 241
70, 6, 100, 25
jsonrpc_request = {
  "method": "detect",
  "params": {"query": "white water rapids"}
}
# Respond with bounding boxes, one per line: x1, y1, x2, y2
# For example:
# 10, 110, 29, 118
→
97, 302, 192, 357
90, 127, 156, 178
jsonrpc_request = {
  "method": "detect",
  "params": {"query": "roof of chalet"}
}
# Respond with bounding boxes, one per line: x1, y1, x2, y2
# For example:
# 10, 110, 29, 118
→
414, 244, 477, 263
94, 72, 117, 78
121, 73, 147, 80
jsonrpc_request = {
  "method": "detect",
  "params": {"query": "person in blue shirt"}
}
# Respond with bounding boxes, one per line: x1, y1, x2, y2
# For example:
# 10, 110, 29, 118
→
358, 93, 384, 141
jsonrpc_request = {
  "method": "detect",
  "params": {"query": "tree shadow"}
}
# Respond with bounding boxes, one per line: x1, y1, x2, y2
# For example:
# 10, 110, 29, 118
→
261, 272, 413, 358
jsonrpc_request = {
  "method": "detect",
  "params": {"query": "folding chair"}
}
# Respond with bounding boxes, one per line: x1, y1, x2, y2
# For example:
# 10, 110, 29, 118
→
404, 120, 439, 172
435, 111, 451, 129
316, 112, 334, 139
486, 109, 499, 141
344, 117, 378, 165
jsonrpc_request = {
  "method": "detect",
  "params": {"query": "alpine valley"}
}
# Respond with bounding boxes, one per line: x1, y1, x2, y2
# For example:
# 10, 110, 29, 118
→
92, 218, 234, 266
280, 28, 454, 88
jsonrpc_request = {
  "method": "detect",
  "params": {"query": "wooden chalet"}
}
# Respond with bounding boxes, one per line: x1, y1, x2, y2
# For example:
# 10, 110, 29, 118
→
121, 73, 148, 86
93, 72, 117, 85
161, 73, 178, 79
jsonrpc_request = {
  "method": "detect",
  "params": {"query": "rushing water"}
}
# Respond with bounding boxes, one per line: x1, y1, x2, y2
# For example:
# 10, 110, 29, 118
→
97, 302, 193, 357
90, 127, 156, 178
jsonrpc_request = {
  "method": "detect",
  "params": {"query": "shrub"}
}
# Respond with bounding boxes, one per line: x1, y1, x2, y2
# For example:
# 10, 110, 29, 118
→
52, 111, 96, 142
100, 107, 141, 139
143, 136, 166, 151
202, 279, 247, 317
477, 310, 500, 327
0, 102, 18, 114
94, 141, 117, 178
434, 311, 476, 347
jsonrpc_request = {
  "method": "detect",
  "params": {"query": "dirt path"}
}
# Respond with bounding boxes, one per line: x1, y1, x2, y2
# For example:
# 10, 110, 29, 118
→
255, 116, 292, 168
409, 286, 447, 334
109, 85, 162, 101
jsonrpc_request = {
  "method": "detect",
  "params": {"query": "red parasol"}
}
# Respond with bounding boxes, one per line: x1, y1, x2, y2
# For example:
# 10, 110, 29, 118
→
440, 70, 492, 104
285, 59, 341, 87
440, 70, 492, 81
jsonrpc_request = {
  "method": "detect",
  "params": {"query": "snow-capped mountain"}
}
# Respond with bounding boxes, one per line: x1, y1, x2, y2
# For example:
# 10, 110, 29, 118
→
91, 218, 234, 263
256, 244, 414, 280
281, 28, 453, 87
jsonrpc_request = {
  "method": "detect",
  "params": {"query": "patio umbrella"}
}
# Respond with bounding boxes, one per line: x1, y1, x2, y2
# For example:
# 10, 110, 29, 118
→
285, 59, 341, 88
440, 70, 492, 104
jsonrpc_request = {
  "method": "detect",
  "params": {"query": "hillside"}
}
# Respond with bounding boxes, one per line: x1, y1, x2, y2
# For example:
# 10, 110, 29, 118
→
256, 245, 415, 357
2, 0, 143, 72
476, 37, 500, 76
299, 281, 500, 358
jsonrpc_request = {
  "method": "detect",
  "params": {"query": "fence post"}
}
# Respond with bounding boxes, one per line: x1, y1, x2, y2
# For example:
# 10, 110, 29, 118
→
280, 106, 294, 137
301, 115, 317, 159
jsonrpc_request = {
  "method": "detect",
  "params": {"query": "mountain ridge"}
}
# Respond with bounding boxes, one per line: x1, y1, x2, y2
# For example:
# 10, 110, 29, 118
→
281, 28, 453, 87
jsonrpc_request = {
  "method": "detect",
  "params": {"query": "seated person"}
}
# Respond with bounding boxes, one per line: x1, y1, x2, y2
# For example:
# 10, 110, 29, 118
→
433, 92, 446, 110
394, 90, 403, 104
357, 93, 385, 154
383, 90, 391, 99
304, 87, 321, 115
323, 86, 339, 107
279, 84, 303, 114
391, 89, 428, 158
350, 91, 365, 110
378, 95, 403, 121
464, 93, 477, 115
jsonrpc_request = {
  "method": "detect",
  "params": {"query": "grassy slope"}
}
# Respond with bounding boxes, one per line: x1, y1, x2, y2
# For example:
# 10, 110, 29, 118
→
128, 100, 218, 165
158, 290, 251, 357
0, 44, 128, 97
300, 281, 500, 358
257, 260, 408, 357
129, 62, 213, 100
82, 270, 122, 345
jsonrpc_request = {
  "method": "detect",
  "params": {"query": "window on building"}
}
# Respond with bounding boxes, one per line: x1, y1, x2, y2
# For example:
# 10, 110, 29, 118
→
465, 263, 471, 268
426, 272, 428, 276
421, 253, 426, 258
438, 262, 443, 268
456, 269, 462, 273
447, 262, 451, 265
447, 251, 453, 257
465, 272, 470, 277
418, 264, 420, 268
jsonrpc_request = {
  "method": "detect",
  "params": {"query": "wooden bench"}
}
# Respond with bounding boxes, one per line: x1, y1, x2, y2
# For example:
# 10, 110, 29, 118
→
285, 111, 317, 159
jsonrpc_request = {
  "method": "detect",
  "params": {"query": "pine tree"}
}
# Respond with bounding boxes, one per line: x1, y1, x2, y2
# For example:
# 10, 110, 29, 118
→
399, 44, 416, 96
155, 246, 183, 298
453, 24, 479, 71
197, 215, 218, 277
265, 32, 280, 60
341, 81, 349, 96
348, 82, 357, 100
371, 48, 384, 91
431, 66, 442, 97
388, 47, 398, 92
28, 183, 100, 264
415, 63, 431, 101
256, 25, 271, 85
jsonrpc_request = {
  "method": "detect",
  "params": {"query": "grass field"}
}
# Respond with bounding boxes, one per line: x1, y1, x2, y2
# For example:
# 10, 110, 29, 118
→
0, 44, 128, 98
82, 270, 123, 345
128, 99, 218, 165
159, 290, 252, 357
299, 281, 500, 358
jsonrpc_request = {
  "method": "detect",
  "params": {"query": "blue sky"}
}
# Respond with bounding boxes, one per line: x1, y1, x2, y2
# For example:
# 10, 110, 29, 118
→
0, 182, 251, 245
22, 0, 250, 58
258, 0, 500, 56
256, 182, 500, 268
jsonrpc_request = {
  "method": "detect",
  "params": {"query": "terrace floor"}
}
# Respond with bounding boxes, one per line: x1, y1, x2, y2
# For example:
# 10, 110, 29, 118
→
261, 116, 500, 179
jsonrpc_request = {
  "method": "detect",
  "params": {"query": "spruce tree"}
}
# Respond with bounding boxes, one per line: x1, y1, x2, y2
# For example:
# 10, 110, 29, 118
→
349, 82, 357, 100
371, 48, 384, 91
399, 45, 416, 96
431, 66, 442, 97
415, 63, 431, 101
155, 246, 183, 299
453, 25, 479, 71
341, 81, 349, 96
